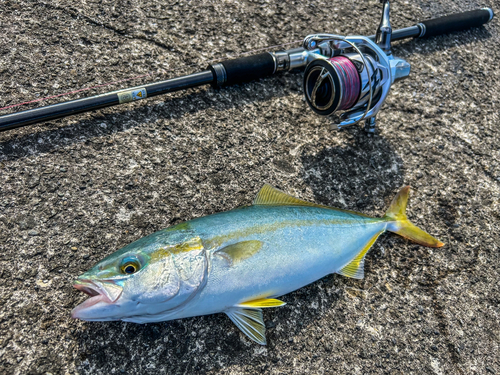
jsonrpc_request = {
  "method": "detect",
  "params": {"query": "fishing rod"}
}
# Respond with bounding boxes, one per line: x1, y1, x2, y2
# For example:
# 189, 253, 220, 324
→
0, 2, 494, 133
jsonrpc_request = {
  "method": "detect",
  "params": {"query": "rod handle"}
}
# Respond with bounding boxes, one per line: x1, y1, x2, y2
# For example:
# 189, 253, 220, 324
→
417, 8, 494, 38
209, 53, 275, 87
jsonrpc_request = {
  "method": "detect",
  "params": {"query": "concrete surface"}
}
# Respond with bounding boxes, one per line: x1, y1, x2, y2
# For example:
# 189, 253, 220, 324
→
0, 0, 499, 374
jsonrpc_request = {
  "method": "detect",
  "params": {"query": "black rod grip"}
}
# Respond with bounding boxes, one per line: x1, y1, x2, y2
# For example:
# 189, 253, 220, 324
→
419, 8, 494, 38
215, 53, 275, 86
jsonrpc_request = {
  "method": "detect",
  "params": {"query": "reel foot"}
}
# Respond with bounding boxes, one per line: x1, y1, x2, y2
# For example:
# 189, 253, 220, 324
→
364, 117, 377, 134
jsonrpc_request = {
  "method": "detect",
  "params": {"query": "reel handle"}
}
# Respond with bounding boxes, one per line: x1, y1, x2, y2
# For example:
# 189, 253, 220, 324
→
416, 8, 494, 38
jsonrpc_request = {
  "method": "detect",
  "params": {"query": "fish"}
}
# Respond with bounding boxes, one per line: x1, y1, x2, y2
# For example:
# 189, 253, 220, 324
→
72, 184, 443, 345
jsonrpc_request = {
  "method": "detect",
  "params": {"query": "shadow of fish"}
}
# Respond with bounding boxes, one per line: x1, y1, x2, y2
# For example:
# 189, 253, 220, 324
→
72, 184, 443, 345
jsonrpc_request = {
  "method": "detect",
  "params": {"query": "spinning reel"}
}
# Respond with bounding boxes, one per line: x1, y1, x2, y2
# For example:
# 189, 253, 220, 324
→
273, 1, 410, 132
302, 9, 410, 132
0, 1, 494, 133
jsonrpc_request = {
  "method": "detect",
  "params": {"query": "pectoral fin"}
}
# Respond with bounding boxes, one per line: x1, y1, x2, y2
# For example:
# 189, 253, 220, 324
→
226, 308, 267, 345
338, 231, 383, 279
215, 240, 263, 266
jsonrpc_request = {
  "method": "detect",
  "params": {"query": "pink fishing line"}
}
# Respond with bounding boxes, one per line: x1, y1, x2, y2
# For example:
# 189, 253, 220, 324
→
328, 56, 361, 110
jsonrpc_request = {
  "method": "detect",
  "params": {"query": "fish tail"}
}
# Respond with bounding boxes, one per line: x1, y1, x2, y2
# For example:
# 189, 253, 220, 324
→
383, 186, 444, 248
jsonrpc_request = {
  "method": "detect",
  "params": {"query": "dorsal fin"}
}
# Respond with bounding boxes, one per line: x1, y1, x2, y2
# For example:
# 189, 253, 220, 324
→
253, 184, 330, 208
253, 184, 371, 217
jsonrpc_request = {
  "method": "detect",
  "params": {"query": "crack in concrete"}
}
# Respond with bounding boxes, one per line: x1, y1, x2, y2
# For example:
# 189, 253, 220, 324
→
37, 2, 176, 52
418, 265, 479, 373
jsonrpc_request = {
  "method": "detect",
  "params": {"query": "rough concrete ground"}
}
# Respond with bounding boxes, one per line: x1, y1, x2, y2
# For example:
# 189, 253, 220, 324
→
0, 0, 499, 374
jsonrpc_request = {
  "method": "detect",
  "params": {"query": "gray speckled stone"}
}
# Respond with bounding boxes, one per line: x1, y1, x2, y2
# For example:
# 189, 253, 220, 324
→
1, 1, 499, 374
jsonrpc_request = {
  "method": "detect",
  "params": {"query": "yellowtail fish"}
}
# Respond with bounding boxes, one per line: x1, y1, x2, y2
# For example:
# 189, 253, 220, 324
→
72, 184, 443, 345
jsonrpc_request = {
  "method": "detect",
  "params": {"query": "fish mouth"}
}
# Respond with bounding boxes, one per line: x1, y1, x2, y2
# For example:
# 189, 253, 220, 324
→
71, 279, 123, 319
74, 282, 101, 297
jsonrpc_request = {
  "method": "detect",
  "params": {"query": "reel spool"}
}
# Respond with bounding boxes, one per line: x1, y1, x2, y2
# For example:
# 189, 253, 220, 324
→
303, 54, 382, 117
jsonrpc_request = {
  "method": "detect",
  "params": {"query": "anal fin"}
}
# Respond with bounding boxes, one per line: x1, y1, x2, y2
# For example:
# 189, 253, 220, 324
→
338, 231, 383, 279
226, 308, 267, 345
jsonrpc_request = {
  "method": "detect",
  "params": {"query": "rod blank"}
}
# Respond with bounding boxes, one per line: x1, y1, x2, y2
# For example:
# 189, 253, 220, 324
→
0, 71, 214, 132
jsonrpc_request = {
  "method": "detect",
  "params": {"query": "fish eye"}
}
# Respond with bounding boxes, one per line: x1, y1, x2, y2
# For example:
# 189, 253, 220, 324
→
120, 258, 141, 275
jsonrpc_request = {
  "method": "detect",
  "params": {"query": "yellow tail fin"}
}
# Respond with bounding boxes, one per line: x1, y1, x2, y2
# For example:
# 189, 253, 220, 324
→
384, 186, 444, 248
